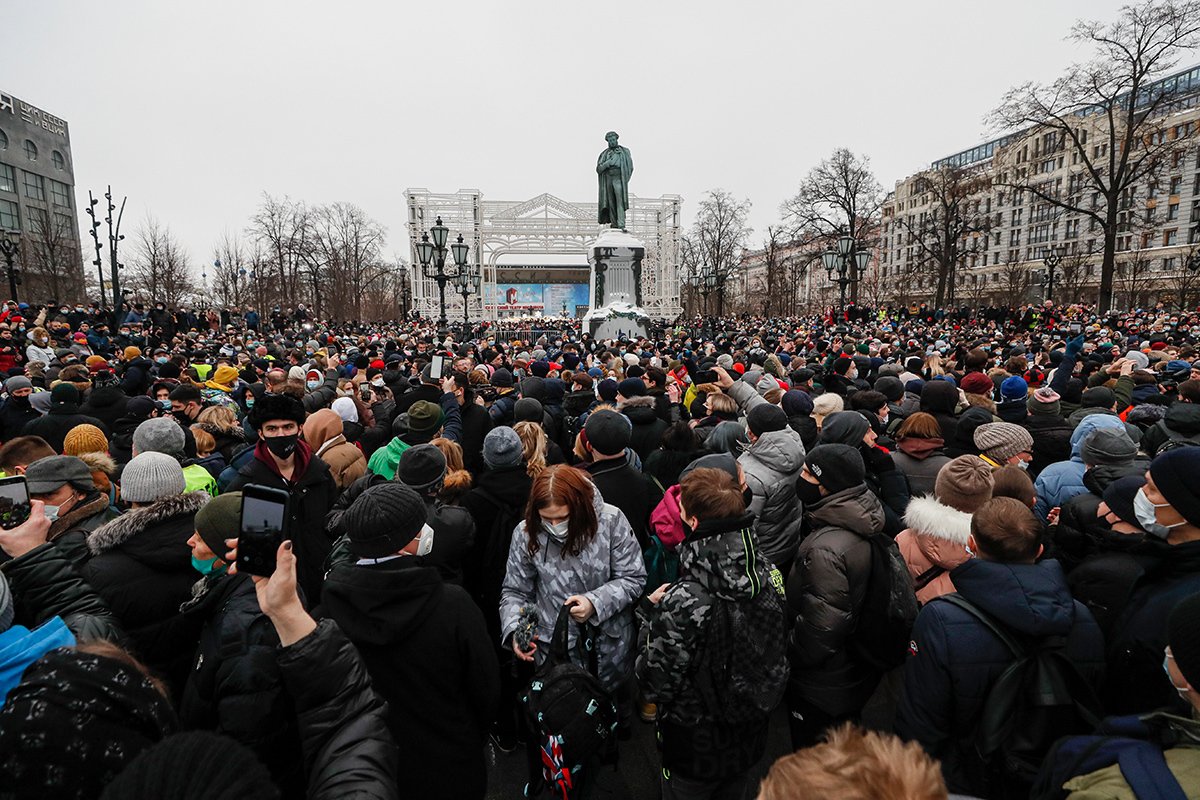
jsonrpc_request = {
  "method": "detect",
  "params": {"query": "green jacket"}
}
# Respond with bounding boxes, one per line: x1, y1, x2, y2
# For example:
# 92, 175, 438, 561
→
1065, 713, 1200, 799
366, 437, 410, 480
184, 463, 218, 497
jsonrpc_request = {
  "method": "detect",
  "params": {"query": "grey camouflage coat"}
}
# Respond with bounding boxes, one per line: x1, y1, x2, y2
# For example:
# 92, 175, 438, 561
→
499, 479, 646, 691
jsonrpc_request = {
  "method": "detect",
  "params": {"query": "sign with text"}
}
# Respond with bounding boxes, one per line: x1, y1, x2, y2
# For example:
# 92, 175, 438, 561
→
0, 90, 69, 139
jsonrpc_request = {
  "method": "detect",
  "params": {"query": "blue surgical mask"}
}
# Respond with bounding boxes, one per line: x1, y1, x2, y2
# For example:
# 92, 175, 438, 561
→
42, 504, 59, 522
191, 554, 226, 575
156, 356, 168, 364
306, 380, 320, 390
542, 519, 570, 543
245, 398, 255, 409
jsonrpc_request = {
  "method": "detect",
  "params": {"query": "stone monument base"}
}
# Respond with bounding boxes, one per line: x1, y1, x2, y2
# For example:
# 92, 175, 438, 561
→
584, 228, 650, 339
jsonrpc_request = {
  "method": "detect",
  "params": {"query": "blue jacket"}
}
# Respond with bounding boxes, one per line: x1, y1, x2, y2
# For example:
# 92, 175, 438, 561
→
896, 558, 1104, 794
1034, 415, 1130, 519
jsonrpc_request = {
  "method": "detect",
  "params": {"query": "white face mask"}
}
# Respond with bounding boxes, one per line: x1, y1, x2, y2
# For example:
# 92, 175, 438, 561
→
42, 504, 60, 522
1134, 488, 1183, 540
415, 524, 435, 557
371, 377, 385, 387
1015, 459, 1030, 471
542, 519, 570, 543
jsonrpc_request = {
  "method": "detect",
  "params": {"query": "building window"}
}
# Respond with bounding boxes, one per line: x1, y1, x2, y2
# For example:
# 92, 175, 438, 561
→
49, 179, 70, 208
1170, 176, 1183, 194
51, 150, 65, 171
23, 140, 36, 162
0, 163, 12, 193
1168, 202, 1180, 220
22, 171, 43, 202
54, 212, 72, 234
1164, 257, 1177, 272
0, 199, 17, 230
1165, 228, 1179, 246
0, 129, 7, 150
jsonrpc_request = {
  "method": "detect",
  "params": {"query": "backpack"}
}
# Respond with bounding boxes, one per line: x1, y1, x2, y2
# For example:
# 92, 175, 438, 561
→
692, 569, 789, 726
941, 593, 1105, 798
642, 534, 679, 594
520, 605, 618, 799
1030, 713, 1188, 800
1156, 437, 1200, 454
847, 531, 919, 672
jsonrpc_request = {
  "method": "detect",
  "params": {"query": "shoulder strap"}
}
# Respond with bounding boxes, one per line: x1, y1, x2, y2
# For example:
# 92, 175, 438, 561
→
547, 603, 600, 677
940, 594, 1026, 659
913, 564, 947, 591
1116, 741, 1189, 800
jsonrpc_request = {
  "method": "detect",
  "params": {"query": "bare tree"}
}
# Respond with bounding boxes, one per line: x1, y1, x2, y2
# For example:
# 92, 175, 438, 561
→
211, 232, 250, 310
689, 189, 753, 315
20, 208, 81, 302
892, 166, 992, 307
1055, 248, 1096, 305
308, 202, 389, 322
127, 215, 195, 307
1114, 244, 1156, 307
1001, 253, 1034, 304
248, 194, 313, 311
1162, 243, 1200, 309
782, 148, 883, 303
993, 0, 1200, 311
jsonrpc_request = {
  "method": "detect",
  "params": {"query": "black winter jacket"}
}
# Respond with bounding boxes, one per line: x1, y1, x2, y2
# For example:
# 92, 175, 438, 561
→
83, 492, 209, 681
460, 466, 533, 637
226, 451, 337, 603
0, 395, 39, 442
119, 356, 154, 396
621, 396, 668, 461
22, 403, 110, 453
895, 558, 1104, 794
1023, 413, 1073, 477
585, 457, 662, 549
0, 541, 124, 642
1141, 402, 1200, 457
321, 559, 498, 800
178, 572, 303, 796
79, 384, 129, 431
457, 400, 493, 474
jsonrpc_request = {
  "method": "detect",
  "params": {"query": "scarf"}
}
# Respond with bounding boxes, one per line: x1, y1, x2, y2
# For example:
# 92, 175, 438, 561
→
253, 438, 313, 484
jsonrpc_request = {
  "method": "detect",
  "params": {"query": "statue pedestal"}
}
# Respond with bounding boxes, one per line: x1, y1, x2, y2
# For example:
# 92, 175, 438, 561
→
583, 228, 650, 339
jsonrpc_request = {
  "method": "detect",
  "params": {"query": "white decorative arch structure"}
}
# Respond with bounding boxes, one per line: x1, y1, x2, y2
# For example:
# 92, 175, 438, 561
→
405, 188, 683, 321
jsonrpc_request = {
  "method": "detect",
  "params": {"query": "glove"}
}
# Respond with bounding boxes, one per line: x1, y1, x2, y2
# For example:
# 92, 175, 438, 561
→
1065, 334, 1085, 358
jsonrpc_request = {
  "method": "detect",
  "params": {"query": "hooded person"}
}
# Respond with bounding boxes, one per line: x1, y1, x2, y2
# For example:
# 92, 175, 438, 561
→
919, 379, 960, 443
944, 406, 996, 459
302, 408, 366, 491
83, 451, 208, 685
1023, 386, 1073, 476
321, 482, 499, 800
1034, 414, 1135, 520
739, 402, 806, 573
820, 411, 909, 536
366, 393, 462, 482
395, 444, 476, 586
896, 455, 995, 604
782, 389, 818, 451
225, 392, 337, 602
0, 375, 39, 441
21, 382, 110, 453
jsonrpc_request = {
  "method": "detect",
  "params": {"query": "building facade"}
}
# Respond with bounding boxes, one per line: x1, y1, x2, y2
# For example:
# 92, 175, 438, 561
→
879, 63, 1200, 311
0, 88, 83, 303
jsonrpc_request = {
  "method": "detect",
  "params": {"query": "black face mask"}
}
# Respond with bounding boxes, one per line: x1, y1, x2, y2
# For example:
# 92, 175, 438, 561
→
171, 409, 192, 424
264, 433, 299, 460
796, 480, 824, 506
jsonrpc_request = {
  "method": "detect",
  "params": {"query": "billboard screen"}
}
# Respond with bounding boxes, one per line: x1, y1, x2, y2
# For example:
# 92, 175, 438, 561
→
486, 283, 590, 315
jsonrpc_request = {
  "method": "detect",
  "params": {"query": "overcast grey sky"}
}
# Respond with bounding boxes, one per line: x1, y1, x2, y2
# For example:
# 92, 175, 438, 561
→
3, 0, 1138, 271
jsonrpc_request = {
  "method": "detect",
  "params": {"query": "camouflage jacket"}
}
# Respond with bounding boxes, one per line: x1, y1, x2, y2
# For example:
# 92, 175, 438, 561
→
636, 511, 787, 726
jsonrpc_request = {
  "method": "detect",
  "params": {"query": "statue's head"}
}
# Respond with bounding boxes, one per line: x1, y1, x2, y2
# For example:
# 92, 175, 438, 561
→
605, 131, 619, 147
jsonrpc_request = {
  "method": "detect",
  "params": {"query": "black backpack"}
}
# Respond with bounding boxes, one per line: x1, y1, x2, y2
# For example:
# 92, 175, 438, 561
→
520, 605, 618, 799
693, 575, 789, 726
941, 594, 1105, 798
847, 531, 919, 672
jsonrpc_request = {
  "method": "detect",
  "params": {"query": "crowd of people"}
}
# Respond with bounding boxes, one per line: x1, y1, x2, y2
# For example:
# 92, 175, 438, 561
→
1, 295, 1200, 799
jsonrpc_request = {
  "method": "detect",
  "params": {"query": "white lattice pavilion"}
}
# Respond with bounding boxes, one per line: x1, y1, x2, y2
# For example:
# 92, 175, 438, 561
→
405, 189, 683, 321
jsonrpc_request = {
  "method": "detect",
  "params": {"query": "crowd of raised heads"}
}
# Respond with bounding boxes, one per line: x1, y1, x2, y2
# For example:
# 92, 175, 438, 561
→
1, 296, 1200, 799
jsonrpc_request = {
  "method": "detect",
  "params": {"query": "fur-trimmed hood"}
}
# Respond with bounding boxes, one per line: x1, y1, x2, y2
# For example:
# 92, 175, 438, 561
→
617, 395, 656, 411
901, 494, 972, 546
87, 491, 210, 555
78, 450, 117, 477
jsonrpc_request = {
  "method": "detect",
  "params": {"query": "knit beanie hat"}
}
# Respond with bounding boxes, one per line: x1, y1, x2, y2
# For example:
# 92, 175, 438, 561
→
396, 444, 446, 492
1081, 386, 1116, 410
1101, 474, 1146, 528
4, 375, 31, 394
1169, 593, 1200, 689
596, 378, 618, 403
514, 397, 544, 423
483, 426, 523, 468
1125, 350, 1150, 370
133, 417, 186, 457
584, 410, 632, 456
1080, 428, 1137, 466
50, 382, 79, 406
974, 422, 1034, 463
617, 378, 646, 398
99, 730, 277, 800
194, 492, 241, 556
804, 443, 866, 494
1000, 376, 1028, 402
1027, 386, 1062, 417
747, 404, 788, 437
819, 411, 870, 446
679, 452, 741, 484
491, 368, 514, 388
406, 401, 444, 435
904, 378, 926, 396
63, 424, 110, 456
935, 455, 996, 514
1150, 448, 1200, 528
960, 372, 994, 397
781, 389, 814, 417
123, 346, 142, 362
121, 451, 186, 503
344, 483, 428, 558
833, 356, 854, 375
875, 376, 904, 403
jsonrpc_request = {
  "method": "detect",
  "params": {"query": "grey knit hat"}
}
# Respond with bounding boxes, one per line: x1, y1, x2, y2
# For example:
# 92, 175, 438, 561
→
133, 417, 186, 457
483, 426, 523, 468
1027, 386, 1062, 417
120, 452, 186, 503
4, 376, 31, 394
1080, 427, 1137, 466
974, 422, 1034, 463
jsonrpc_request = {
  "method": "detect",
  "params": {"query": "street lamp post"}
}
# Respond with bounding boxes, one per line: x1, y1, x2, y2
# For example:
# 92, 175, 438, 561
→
0, 230, 20, 303
1043, 246, 1064, 304
414, 216, 469, 336
821, 234, 870, 320
455, 266, 481, 340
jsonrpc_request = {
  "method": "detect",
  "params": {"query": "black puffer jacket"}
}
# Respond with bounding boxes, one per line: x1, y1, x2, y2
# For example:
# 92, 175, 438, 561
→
919, 381, 960, 443
278, 619, 399, 799
0, 541, 124, 642
787, 486, 884, 716
620, 396, 668, 461
321, 559, 498, 800
178, 572, 303, 797
1141, 402, 1200, 457
1023, 412, 1073, 477
460, 465, 533, 636
83, 492, 209, 677
22, 402, 110, 453
1051, 462, 1148, 571
80, 383, 129, 430
119, 355, 154, 396
0, 395, 39, 441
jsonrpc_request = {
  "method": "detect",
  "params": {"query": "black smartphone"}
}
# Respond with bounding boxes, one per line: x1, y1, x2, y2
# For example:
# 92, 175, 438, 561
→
430, 353, 447, 381
695, 369, 718, 385
0, 475, 30, 530
238, 484, 290, 577
1070, 322, 1082, 335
